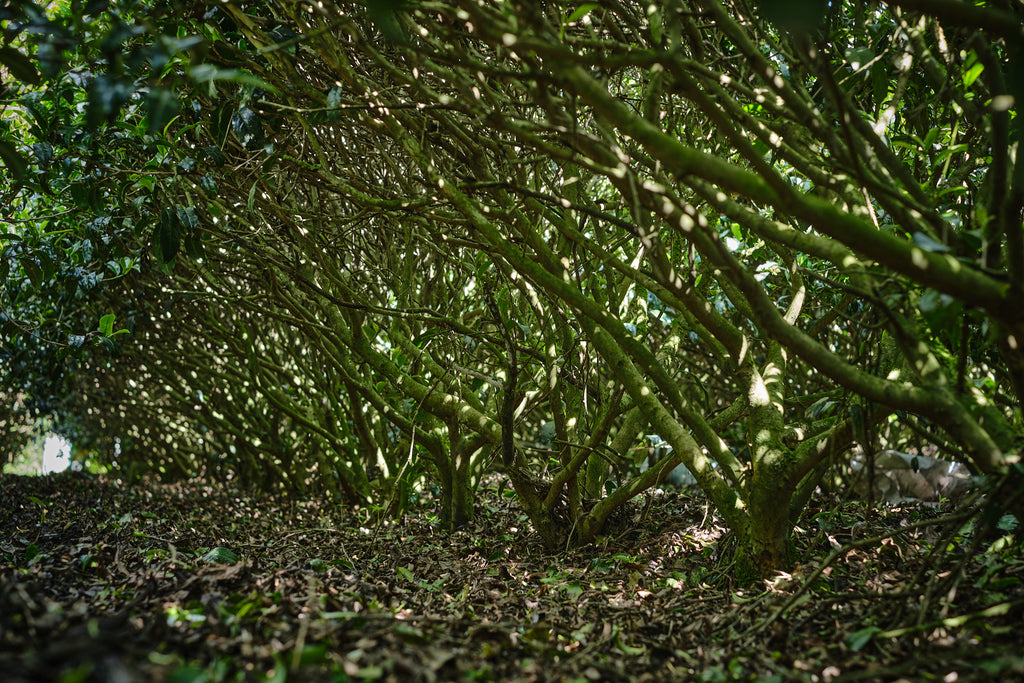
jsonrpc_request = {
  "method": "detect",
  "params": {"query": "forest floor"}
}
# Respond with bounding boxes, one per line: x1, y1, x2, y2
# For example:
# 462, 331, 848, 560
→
2, 471, 1023, 682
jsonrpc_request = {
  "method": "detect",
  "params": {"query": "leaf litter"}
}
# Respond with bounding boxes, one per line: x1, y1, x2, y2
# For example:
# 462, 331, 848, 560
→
2, 471, 1023, 681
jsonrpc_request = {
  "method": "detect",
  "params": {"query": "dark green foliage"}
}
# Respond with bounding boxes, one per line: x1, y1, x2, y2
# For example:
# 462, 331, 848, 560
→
755, 0, 829, 33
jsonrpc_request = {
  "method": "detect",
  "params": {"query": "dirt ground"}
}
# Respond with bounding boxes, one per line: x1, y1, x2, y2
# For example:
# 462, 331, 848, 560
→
2, 471, 1023, 681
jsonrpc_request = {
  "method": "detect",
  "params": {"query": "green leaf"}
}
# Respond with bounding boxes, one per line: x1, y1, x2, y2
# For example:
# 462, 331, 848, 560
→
168, 666, 207, 683
805, 396, 835, 419
86, 74, 132, 128
0, 46, 40, 85
327, 86, 344, 108
0, 140, 28, 182
147, 87, 178, 134
614, 631, 646, 656
756, 0, 828, 33
155, 206, 181, 264
648, 6, 663, 44
211, 105, 234, 146
962, 60, 984, 88
846, 625, 881, 652
203, 145, 227, 166
397, 566, 415, 581
567, 3, 599, 23
133, 175, 156, 192
870, 58, 890, 109
232, 107, 265, 150
201, 547, 240, 563
199, 173, 218, 197
177, 206, 198, 231
184, 232, 205, 261
297, 643, 328, 666
188, 64, 279, 93
918, 289, 943, 314
36, 250, 55, 281
99, 313, 115, 337
365, 0, 410, 44
247, 181, 258, 213
932, 144, 969, 170
912, 232, 951, 253
845, 47, 873, 69
267, 656, 288, 683
19, 255, 42, 287
70, 183, 91, 209
850, 403, 864, 437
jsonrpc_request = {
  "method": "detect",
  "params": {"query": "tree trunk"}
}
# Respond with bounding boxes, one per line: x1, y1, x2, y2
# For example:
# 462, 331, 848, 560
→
507, 465, 567, 549
441, 466, 474, 530
734, 506, 792, 581
734, 455, 798, 581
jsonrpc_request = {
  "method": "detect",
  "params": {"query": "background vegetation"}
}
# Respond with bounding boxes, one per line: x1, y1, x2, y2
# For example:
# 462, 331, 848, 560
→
3, 0, 1023, 580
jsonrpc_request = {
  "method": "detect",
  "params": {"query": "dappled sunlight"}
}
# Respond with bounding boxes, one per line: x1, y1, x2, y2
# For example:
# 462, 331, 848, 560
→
747, 372, 771, 407
3, 0, 1022, 679
6, 474, 1019, 680
42, 435, 71, 474
911, 247, 929, 269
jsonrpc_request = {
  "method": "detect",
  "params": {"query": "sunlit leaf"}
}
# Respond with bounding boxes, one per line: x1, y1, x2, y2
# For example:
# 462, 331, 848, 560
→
201, 547, 240, 563
327, 86, 344, 108
189, 64, 279, 93
247, 180, 258, 214
99, 313, 115, 337
805, 396, 835, 419
567, 3, 599, 23
962, 60, 984, 88
232, 107, 265, 150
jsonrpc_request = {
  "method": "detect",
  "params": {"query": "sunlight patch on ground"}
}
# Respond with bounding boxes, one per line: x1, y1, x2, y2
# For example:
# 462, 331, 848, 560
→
42, 434, 71, 474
